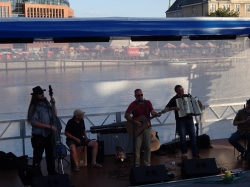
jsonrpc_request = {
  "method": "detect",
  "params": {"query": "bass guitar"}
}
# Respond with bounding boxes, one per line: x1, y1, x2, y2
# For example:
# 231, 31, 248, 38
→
48, 85, 67, 160
125, 108, 170, 137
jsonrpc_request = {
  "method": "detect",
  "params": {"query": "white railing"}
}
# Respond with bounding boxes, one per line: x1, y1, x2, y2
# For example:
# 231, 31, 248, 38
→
0, 103, 244, 156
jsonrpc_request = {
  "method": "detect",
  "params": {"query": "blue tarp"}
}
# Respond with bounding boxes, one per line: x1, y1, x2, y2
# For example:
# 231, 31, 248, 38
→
0, 17, 250, 38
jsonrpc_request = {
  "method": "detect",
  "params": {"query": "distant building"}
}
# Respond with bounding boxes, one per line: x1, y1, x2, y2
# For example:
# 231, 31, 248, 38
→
166, 0, 250, 18
0, 2, 12, 17
0, 0, 74, 18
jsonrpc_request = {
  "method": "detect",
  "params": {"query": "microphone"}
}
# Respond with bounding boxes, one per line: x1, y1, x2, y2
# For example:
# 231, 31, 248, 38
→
136, 98, 145, 102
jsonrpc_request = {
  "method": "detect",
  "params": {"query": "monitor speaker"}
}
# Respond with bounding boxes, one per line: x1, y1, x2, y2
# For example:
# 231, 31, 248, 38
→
181, 158, 218, 179
129, 165, 169, 186
32, 174, 71, 187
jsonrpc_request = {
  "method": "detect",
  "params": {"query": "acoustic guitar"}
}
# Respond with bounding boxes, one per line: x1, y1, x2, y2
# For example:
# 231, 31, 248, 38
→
151, 129, 160, 152
125, 108, 170, 137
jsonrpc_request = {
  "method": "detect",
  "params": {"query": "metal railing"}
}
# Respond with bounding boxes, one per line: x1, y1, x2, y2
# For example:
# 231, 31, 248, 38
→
0, 102, 244, 156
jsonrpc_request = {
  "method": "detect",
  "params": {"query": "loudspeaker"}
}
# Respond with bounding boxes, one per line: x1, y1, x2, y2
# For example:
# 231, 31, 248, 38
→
32, 174, 71, 187
129, 165, 169, 186
87, 140, 104, 163
181, 158, 218, 179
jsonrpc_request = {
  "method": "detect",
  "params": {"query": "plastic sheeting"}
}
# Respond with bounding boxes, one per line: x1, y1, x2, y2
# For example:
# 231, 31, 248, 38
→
0, 17, 250, 38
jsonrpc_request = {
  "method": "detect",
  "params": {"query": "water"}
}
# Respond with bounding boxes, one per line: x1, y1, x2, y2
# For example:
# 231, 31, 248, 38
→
0, 60, 250, 156
0, 60, 249, 120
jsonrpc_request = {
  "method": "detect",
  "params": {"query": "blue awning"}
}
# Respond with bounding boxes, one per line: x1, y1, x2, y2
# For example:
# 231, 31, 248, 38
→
0, 17, 249, 39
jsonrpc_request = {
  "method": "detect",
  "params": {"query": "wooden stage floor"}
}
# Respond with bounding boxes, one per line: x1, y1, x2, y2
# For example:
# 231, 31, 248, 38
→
0, 138, 249, 187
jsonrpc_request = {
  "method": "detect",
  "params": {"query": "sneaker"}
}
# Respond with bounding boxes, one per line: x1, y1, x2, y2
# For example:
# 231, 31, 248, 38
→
48, 171, 60, 175
181, 154, 188, 159
74, 166, 79, 172
193, 154, 202, 158
91, 163, 102, 168
241, 150, 249, 160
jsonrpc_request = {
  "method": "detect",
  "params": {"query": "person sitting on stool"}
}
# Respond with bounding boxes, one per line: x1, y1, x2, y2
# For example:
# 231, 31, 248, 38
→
229, 99, 250, 160
65, 109, 102, 172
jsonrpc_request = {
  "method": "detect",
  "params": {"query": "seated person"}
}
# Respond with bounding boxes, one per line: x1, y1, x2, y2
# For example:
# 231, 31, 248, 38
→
65, 109, 102, 171
229, 99, 250, 159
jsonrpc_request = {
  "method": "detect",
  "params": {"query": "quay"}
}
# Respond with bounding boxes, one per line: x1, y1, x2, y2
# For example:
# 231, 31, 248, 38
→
0, 57, 242, 70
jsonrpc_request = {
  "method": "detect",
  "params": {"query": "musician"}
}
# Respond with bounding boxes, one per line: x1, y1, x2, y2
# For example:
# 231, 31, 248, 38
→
229, 99, 250, 160
165, 85, 201, 159
124, 89, 161, 167
27, 86, 58, 175
65, 109, 102, 172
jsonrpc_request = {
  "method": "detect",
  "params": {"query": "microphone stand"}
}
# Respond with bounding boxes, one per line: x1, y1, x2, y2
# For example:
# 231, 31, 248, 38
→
195, 118, 200, 158
188, 93, 200, 158
133, 120, 136, 167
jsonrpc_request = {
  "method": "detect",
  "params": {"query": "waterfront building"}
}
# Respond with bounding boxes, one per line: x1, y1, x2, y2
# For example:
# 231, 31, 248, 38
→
0, 0, 74, 18
0, 1, 11, 17
166, 0, 250, 18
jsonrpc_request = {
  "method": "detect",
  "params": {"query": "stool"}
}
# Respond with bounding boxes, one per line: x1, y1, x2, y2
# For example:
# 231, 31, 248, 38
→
234, 138, 247, 160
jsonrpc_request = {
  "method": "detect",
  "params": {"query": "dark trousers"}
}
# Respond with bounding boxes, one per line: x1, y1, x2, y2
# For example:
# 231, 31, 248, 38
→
229, 131, 250, 153
176, 118, 198, 156
31, 134, 55, 174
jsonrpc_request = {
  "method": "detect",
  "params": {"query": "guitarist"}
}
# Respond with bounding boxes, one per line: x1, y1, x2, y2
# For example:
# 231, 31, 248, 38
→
27, 86, 58, 175
124, 89, 161, 167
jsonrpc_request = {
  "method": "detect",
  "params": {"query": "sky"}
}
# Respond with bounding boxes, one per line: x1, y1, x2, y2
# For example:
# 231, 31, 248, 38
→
69, 0, 171, 18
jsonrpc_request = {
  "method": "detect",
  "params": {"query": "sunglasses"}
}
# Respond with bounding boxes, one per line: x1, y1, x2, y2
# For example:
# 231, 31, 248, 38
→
136, 94, 143, 97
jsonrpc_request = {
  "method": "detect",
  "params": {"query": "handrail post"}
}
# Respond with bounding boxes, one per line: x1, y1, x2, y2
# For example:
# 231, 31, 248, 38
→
116, 112, 121, 123
20, 119, 26, 156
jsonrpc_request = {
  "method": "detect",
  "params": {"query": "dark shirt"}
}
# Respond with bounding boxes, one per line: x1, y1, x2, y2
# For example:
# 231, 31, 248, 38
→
234, 108, 250, 135
65, 117, 86, 140
166, 94, 193, 121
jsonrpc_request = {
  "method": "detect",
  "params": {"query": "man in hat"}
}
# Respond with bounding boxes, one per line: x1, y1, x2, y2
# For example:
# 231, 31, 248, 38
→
65, 109, 102, 171
229, 99, 250, 160
27, 86, 58, 175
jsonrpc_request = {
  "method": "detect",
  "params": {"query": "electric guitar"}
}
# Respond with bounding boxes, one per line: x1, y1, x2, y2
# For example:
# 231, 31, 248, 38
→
125, 108, 170, 137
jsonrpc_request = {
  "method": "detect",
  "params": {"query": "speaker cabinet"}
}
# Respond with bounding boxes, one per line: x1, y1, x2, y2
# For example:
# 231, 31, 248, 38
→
32, 174, 71, 187
181, 158, 218, 179
87, 140, 104, 163
130, 165, 169, 186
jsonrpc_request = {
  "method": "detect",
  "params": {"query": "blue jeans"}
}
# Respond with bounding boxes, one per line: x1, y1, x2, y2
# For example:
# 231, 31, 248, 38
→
176, 118, 198, 156
229, 131, 250, 153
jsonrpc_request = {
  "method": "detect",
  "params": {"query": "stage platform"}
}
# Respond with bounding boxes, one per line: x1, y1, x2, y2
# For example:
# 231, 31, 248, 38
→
0, 138, 249, 187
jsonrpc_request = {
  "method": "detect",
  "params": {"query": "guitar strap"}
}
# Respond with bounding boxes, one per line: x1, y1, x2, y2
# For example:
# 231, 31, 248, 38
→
143, 101, 150, 117
128, 101, 142, 117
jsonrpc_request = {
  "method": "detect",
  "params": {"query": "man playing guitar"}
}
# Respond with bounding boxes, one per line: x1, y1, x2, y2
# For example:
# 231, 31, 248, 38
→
124, 89, 161, 167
